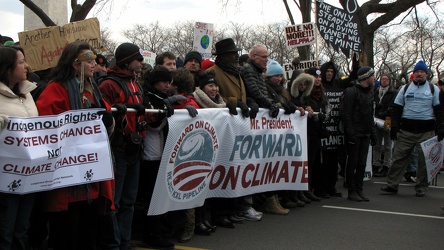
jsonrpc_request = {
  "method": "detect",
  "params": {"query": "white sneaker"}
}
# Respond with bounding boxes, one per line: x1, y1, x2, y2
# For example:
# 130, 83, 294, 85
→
236, 207, 262, 221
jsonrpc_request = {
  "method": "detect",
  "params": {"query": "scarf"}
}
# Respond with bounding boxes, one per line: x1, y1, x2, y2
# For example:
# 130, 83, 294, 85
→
215, 57, 241, 77
193, 88, 226, 108
311, 85, 323, 100
67, 77, 103, 110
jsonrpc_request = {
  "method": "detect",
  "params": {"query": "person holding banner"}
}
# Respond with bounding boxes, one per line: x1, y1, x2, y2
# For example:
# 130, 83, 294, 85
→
99, 42, 146, 250
35, 41, 115, 250
139, 65, 178, 249
0, 45, 38, 250
381, 61, 444, 197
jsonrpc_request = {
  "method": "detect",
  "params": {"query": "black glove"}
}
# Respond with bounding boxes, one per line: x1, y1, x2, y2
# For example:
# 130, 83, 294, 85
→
227, 101, 238, 115
370, 133, 377, 146
238, 100, 250, 118
184, 105, 198, 118
269, 103, 280, 118
437, 130, 444, 141
113, 103, 127, 115
97, 110, 114, 128
163, 100, 174, 117
347, 135, 356, 145
125, 103, 145, 116
390, 127, 399, 141
165, 95, 187, 106
249, 102, 259, 119
318, 112, 326, 121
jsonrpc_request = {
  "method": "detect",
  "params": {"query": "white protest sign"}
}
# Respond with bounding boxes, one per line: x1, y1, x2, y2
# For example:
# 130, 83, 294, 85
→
420, 136, 444, 182
285, 22, 316, 48
0, 109, 113, 194
141, 50, 156, 66
193, 22, 214, 59
283, 60, 322, 80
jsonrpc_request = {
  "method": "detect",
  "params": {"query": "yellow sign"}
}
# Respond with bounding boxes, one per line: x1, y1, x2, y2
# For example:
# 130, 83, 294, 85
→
18, 18, 101, 71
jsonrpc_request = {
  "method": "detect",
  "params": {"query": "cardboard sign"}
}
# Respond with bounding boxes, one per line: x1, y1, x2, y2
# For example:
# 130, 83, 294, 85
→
18, 18, 101, 71
316, 0, 362, 57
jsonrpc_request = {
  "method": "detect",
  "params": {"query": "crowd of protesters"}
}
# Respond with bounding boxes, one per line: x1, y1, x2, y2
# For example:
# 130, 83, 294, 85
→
1, 33, 444, 250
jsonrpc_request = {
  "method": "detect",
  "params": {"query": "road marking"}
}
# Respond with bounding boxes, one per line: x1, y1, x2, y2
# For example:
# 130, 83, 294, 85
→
323, 205, 444, 220
373, 181, 444, 189
135, 245, 209, 250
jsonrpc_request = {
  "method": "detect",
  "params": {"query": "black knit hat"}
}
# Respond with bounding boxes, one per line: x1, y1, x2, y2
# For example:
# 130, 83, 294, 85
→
115, 43, 143, 67
184, 51, 202, 67
306, 67, 321, 77
198, 71, 217, 89
148, 65, 172, 85
357, 66, 375, 80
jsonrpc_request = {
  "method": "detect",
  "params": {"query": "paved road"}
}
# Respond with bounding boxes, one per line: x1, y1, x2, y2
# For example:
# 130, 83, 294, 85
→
134, 174, 444, 250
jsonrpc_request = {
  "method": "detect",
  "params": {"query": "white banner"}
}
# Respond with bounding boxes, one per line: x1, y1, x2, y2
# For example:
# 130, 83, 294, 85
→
193, 22, 214, 59
420, 136, 444, 182
148, 108, 308, 215
285, 22, 316, 48
0, 109, 113, 194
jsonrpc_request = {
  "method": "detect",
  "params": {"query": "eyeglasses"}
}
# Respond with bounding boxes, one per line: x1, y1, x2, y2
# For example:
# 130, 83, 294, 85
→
381, 78, 389, 81
254, 54, 268, 59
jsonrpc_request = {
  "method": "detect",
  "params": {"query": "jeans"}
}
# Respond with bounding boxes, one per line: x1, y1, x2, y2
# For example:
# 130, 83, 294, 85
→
346, 136, 370, 192
113, 144, 141, 247
372, 127, 392, 167
0, 193, 35, 250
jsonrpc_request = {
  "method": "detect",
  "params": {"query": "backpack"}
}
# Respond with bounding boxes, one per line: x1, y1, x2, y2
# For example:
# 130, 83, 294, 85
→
97, 75, 142, 103
402, 81, 434, 97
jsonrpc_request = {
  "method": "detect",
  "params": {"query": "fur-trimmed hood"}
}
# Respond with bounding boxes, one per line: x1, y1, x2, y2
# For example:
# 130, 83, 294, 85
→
290, 73, 314, 98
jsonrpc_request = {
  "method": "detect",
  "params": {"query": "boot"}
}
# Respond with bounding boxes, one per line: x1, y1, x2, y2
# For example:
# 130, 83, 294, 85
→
347, 191, 363, 202
356, 191, 369, 201
265, 195, 289, 215
275, 195, 290, 213
297, 191, 311, 204
304, 191, 321, 202
374, 166, 389, 177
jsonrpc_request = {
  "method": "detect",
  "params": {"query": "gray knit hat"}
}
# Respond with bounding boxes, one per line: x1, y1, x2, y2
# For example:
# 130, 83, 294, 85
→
357, 66, 375, 81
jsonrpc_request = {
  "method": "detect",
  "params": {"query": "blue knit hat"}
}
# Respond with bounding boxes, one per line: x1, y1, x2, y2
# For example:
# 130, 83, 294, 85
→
413, 60, 428, 74
266, 60, 284, 77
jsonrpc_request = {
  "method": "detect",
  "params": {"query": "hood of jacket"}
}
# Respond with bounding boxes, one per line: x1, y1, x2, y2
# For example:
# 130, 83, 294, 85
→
320, 61, 337, 84
107, 65, 137, 80
290, 73, 314, 98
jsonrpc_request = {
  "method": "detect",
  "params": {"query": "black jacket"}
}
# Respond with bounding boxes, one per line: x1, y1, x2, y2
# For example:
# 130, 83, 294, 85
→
374, 85, 397, 119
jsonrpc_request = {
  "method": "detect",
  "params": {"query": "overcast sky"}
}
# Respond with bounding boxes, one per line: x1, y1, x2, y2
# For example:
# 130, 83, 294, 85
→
0, 0, 296, 42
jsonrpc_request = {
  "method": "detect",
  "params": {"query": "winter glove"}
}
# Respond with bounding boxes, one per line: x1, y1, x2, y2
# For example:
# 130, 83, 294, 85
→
269, 103, 280, 118
0, 114, 9, 130
383, 117, 391, 130
184, 106, 198, 118
165, 95, 187, 106
125, 103, 145, 116
113, 103, 127, 115
227, 101, 238, 115
238, 100, 250, 118
163, 100, 174, 117
318, 112, 326, 121
347, 135, 356, 145
282, 102, 297, 115
249, 102, 259, 119
390, 127, 399, 141
437, 132, 444, 141
370, 133, 377, 146
97, 110, 114, 128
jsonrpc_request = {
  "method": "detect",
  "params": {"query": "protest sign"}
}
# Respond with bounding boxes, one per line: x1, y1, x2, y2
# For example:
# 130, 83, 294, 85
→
18, 18, 101, 71
283, 60, 322, 80
148, 108, 308, 215
420, 136, 444, 182
0, 109, 113, 194
141, 50, 157, 66
285, 22, 316, 48
316, 0, 362, 57
193, 22, 214, 59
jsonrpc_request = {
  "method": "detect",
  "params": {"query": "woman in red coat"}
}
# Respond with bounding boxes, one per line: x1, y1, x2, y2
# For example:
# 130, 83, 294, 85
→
36, 41, 114, 250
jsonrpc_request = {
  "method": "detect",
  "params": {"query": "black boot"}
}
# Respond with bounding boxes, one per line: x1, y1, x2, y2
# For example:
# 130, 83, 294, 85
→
374, 166, 389, 177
